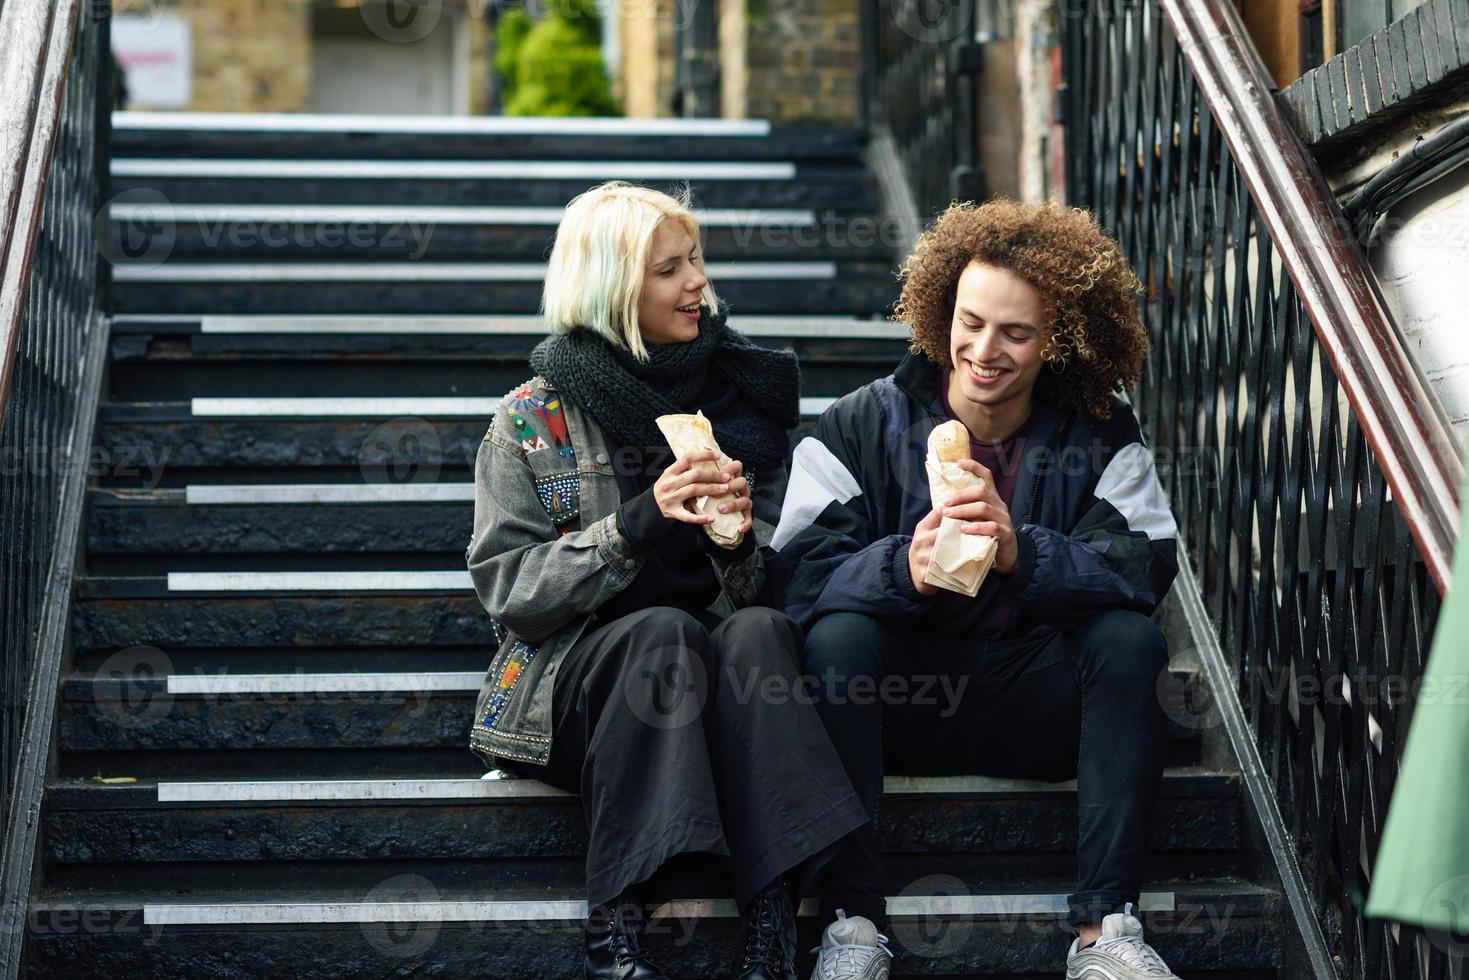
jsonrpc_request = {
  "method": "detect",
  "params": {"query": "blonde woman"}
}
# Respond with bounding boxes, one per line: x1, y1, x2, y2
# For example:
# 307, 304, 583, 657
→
466, 182, 867, 980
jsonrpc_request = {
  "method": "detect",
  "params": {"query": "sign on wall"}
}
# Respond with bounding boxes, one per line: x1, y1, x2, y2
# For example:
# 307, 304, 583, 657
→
112, 14, 193, 109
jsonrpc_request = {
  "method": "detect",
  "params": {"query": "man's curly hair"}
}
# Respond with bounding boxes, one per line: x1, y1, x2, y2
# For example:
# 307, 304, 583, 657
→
893, 199, 1147, 420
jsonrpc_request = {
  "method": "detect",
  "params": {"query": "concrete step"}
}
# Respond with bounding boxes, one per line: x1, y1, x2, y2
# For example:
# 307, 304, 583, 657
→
25, 874, 1280, 978
110, 261, 899, 316
41, 770, 1240, 868
108, 167, 879, 210
105, 206, 896, 262
110, 112, 868, 162
86, 404, 826, 489
104, 347, 898, 404
56, 639, 1208, 768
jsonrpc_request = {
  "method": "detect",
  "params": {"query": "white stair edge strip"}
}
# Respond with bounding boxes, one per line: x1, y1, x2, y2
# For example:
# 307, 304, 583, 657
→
114, 261, 838, 283
188, 396, 834, 417
191, 396, 498, 417
110, 159, 798, 181
114, 110, 773, 137
109, 203, 816, 228
153, 773, 1171, 804
164, 671, 486, 696
184, 483, 475, 504
166, 571, 474, 592
140, 892, 1176, 926
157, 779, 574, 803
195, 314, 906, 340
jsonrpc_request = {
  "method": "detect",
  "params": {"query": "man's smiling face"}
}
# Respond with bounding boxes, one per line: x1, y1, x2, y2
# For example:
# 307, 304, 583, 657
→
947, 260, 1048, 417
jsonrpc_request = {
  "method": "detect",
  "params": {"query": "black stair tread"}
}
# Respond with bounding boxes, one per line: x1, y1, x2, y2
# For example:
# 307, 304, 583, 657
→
94, 397, 831, 421
43, 766, 1240, 810
32, 872, 1275, 911
106, 218, 896, 261
112, 279, 899, 316
73, 572, 472, 599
107, 174, 880, 210
62, 663, 1205, 695
110, 117, 869, 162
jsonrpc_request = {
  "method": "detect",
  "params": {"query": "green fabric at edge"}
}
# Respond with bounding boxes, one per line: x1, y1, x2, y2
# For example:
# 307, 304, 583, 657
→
1365, 448, 1469, 937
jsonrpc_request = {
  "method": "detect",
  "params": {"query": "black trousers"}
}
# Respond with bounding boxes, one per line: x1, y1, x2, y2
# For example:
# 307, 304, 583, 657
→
801, 608, 1170, 929
536, 605, 870, 910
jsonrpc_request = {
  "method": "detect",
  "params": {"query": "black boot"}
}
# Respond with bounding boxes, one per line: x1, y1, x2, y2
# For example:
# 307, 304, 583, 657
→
734, 878, 798, 980
584, 892, 668, 980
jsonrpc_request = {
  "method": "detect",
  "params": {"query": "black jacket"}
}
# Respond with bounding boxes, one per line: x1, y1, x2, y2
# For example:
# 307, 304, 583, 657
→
770, 351, 1179, 636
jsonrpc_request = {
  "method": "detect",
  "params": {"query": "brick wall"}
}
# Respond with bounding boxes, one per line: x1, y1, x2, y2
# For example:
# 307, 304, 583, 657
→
745, 0, 860, 124
113, 0, 492, 115
112, 0, 313, 112
1280, 0, 1469, 154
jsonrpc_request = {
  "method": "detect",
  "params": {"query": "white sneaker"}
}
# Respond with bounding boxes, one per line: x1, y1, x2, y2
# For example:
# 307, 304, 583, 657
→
809, 909, 892, 980
1065, 903, 1180, 979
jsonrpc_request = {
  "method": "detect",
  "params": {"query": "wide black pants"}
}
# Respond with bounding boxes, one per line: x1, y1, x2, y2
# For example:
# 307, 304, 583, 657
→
536, 604, 870, 910
802, 608, 1170, 929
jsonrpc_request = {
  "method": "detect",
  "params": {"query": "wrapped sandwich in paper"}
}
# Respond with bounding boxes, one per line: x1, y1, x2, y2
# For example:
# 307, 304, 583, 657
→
923, 419, 998, 596
655, 410, 745, 549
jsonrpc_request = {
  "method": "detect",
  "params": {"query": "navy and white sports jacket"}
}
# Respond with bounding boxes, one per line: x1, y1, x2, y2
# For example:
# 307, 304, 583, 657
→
770, 350, 1179, 636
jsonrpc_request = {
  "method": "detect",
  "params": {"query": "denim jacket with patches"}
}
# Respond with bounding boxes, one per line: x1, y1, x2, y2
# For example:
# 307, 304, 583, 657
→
465, 375, 786, 768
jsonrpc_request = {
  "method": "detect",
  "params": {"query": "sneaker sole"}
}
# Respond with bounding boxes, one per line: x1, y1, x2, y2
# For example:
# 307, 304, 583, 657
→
1066, 956, 1178, 980
813, 954, 891, 980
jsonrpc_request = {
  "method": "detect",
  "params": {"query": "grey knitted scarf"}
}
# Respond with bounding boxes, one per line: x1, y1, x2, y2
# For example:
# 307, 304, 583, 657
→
528, 307, 799, 471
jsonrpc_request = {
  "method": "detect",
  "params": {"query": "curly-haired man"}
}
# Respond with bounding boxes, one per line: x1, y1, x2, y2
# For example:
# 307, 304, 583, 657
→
774, 200, 1181, 980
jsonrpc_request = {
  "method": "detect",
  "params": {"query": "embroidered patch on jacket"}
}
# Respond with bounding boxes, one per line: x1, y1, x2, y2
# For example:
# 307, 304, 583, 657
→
506, 389, 573, 458
480, 639, 538, 732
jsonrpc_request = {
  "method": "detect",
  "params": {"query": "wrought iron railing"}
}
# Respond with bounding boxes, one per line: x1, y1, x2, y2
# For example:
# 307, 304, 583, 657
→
862, 0, 987, 220
0, 0, 111, 972
1063, 2, 1463, 979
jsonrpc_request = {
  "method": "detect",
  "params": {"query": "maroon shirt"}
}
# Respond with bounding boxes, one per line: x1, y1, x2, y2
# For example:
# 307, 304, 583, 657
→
922, 370, 1030, 639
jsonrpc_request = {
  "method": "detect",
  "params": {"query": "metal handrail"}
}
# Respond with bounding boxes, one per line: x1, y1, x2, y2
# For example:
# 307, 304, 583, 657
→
1159, 0, 1462, 592
0, 0, 81, 414
0, 0, 109, 973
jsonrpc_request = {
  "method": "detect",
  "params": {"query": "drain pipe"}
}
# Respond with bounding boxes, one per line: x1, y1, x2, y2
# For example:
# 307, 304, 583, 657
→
1342, 110, 1469, 246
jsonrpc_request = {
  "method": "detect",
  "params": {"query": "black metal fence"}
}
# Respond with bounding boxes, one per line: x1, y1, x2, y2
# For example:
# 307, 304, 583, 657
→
0, 0, 110, 944
1062, 3, 1456, 979
862, 0, 987, 220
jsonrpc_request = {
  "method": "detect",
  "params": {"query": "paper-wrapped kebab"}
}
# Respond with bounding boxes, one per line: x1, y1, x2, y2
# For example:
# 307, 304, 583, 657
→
923, 419, 998, 596
655, 410, 745, 549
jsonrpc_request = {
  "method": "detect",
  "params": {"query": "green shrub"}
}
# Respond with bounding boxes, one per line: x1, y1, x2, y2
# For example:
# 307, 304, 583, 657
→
506, 14, 617, 117
494, 8, 532, 105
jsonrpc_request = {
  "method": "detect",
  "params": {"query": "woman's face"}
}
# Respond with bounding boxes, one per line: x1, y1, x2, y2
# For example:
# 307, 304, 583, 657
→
637, 219, 708, 345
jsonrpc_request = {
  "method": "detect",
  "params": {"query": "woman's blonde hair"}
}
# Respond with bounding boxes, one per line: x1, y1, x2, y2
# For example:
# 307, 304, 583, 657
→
541, 181, 719, 361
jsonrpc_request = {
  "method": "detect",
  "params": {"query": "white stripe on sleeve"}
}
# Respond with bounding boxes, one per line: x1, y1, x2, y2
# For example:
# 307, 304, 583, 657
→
1093, 442, 1178, 541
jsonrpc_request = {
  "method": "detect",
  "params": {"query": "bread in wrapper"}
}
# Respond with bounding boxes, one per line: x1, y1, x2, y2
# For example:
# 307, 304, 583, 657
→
923, 420, 998, 595
654, 410, 745, 549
